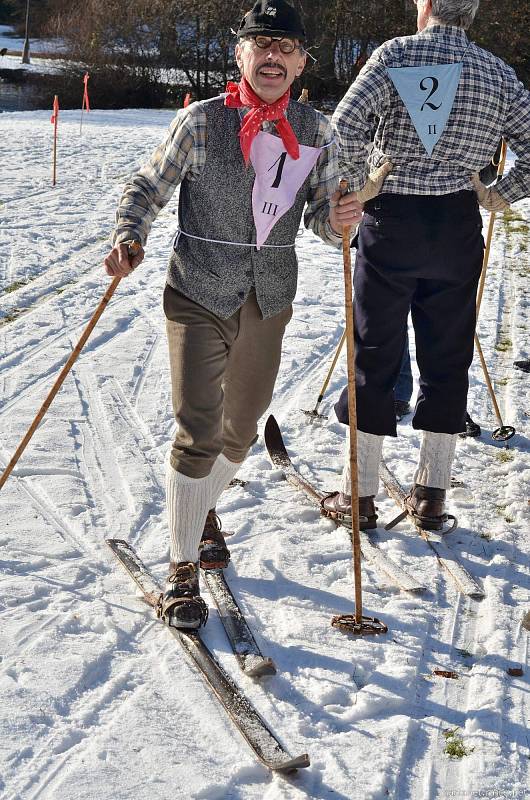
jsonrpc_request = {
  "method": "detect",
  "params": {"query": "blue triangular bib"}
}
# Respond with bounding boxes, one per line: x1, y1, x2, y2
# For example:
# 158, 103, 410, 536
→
387, 63, 463, 156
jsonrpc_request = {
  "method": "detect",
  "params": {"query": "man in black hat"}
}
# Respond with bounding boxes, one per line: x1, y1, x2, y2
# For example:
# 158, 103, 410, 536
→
102, 0, 386, 629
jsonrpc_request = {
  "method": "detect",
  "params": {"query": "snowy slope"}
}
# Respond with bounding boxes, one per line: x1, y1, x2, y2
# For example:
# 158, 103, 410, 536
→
0, 24, 66, 54
0, 109, 528, 800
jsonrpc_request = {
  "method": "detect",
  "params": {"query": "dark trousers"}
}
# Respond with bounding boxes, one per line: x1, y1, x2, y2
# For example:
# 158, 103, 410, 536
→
335, 191, 484, 436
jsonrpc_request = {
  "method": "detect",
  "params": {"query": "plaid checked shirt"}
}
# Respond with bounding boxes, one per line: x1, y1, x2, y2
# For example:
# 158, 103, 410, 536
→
114, 100, 341, 248
332, 24, 530, 202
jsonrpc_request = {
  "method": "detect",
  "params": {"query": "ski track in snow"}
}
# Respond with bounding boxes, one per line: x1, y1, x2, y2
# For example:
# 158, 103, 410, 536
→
0, 109, 528, 799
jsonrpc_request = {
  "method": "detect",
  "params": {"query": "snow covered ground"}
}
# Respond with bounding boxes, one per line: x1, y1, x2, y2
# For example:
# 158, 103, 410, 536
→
0, 24, 68, 82
0, 24, 66, 55
0, 109, 528, 800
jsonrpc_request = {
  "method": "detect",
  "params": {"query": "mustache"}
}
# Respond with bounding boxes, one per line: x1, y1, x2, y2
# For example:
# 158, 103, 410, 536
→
256, 61, 287, 76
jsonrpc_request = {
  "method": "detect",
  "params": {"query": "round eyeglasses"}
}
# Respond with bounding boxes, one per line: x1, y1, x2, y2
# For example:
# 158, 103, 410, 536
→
251, 35, 300, 54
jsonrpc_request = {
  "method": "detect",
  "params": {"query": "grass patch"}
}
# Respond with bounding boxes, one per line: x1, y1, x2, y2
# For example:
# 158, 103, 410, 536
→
507, 223, 530, 235
503, 208, 525, 223
0, 309, 22, 325
495, 501, 514, 523
4, 280, 28, 293
495, 337, 512, 352
443, 729, 474, 759
497, 450, 514, 463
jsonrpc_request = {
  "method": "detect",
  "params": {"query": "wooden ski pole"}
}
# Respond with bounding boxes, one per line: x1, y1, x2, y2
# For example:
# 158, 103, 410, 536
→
302, 329, 346, 419
0, 277, 121, 491
331, 180, 387, 636
472, 140, 514, 441
476, 140, 507, 316
343, 216, 362, 624
474, 333, 515, 441
0, 243, 140, 492
296, 85, 347, 422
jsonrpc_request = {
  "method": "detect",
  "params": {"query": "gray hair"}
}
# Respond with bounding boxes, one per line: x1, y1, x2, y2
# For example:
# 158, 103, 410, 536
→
430, 0, 480, 29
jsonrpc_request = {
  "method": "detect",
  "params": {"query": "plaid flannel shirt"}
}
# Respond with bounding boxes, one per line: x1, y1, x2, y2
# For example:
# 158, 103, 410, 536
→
113, 100, 341, 248
332, 25, 530, 203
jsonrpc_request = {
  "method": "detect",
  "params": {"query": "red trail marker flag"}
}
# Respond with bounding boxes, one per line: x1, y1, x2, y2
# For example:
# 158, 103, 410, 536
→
51, 95, 59, 185
80, 73, 90, 134
50, 94, 59, 124
83, 72, 90, 112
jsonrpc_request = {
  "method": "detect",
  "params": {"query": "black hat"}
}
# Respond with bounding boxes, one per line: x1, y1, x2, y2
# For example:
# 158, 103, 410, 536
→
236, 0, 306, 41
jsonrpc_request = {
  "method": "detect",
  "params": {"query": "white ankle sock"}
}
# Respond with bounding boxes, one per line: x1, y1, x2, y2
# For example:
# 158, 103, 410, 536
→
166, 462, 212, 564
208, 453, 242, 509
340, 429, 384, 497
414, 431, 457, 490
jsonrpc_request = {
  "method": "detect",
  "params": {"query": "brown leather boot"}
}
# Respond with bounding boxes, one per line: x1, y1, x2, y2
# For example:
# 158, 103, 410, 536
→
199, 509, 230, 569
405, 484, 447, 530
320, 492, 377, 529
159, 561, 209, 629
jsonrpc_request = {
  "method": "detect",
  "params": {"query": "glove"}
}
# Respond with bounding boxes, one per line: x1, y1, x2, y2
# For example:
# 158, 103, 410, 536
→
356, 161, 393, 203
471, 173, 509, 212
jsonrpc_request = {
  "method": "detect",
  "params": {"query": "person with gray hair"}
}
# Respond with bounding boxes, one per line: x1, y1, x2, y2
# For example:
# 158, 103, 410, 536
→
323, 0, 530, 531
428, 0, 480, 29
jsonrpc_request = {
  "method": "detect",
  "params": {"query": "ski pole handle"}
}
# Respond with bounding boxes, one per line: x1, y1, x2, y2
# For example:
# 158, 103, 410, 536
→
476, 140, 507, 317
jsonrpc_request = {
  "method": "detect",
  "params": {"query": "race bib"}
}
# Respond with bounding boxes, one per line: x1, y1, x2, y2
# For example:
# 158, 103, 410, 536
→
387, 62, 463, 156
250, 131, 323, 249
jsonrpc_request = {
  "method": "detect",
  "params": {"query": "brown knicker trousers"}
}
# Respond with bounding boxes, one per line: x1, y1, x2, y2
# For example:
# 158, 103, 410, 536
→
164, 284, 292, 478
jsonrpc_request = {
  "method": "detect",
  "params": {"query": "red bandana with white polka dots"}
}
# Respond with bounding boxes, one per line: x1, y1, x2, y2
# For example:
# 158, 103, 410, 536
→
224, 78, 300, 165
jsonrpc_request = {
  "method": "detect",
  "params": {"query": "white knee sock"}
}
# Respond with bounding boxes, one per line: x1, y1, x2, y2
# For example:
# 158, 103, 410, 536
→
340, 429, 385, 497
414, 431, 457, 490
208, 453, 242, 509
166, 462, 212, 564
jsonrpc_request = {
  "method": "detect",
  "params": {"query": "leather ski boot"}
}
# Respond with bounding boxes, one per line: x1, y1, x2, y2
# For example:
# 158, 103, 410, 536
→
199, 509, 230, 570
159, 561, 208, 629
459, 412, 481, 439
404, 484, 447, 531
320, 492, 378, 530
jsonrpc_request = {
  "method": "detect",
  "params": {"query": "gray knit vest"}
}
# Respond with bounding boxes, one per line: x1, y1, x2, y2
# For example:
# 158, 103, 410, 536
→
167, 96, 319, 319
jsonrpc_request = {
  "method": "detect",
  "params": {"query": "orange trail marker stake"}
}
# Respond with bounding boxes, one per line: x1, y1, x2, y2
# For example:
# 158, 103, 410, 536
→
331, 180, 387, 637
0, 244, 141, 494
80, 72, 90, 135
51, 94, 59, 185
